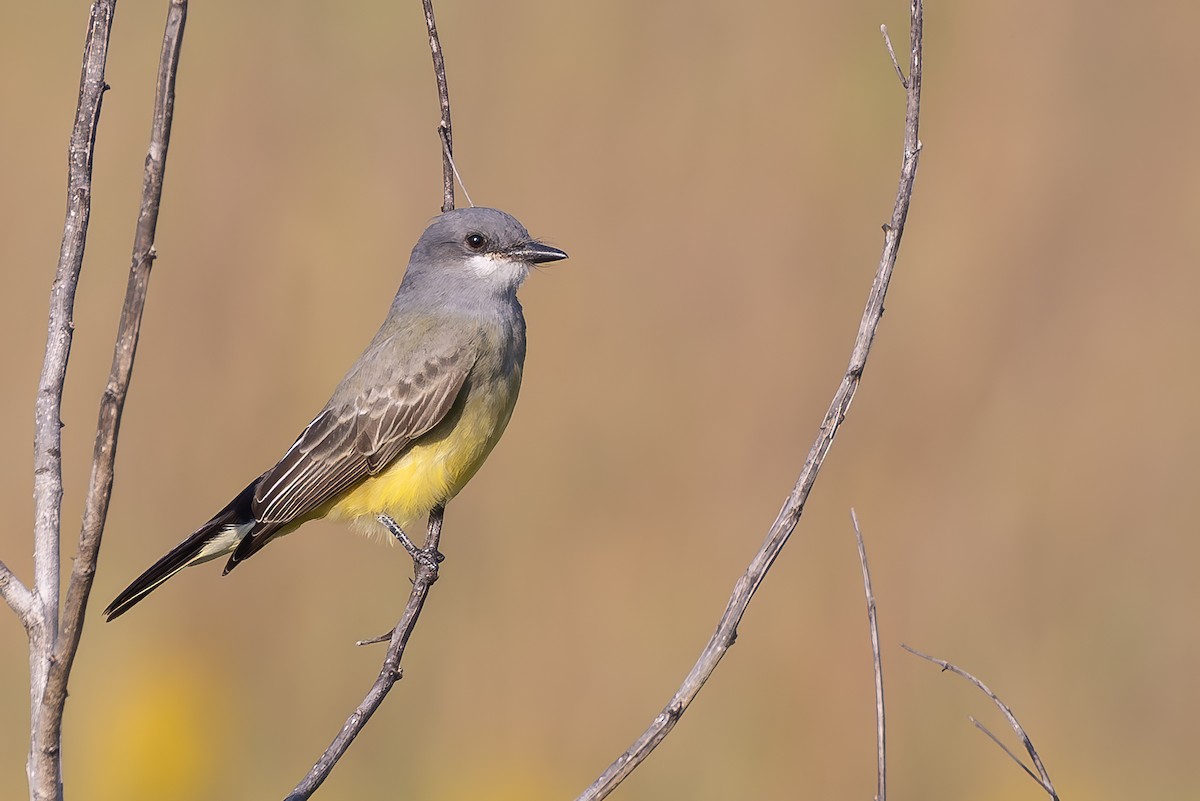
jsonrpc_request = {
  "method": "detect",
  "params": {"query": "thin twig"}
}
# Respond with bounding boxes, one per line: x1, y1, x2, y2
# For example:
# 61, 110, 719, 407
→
285, 509, 444, 801
574, 2, 924, 798
422, 0, 455, 212
901, 645, 1060, 800
880, 24, 908, 88
970, 716, 1044, 785
25, 2, 116, 799
851, 510, 886, 801
33, 9, 190, 796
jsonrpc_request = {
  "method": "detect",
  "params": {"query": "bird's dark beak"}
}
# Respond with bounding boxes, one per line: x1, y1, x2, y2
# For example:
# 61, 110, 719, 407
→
508, 240, 568, 264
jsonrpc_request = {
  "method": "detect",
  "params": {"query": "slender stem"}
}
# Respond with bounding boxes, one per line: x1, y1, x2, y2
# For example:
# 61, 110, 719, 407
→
421, 0, 455, 212
34, 10, 189, 796
27, 3, 117, 799
574, 2, 923, 798
851, 510, 886, 801
285, 507, 445, 801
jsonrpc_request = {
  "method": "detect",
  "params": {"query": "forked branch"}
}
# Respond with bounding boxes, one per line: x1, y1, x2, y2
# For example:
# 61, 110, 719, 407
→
902, 645, 1060, 800
15, 3, 189, 801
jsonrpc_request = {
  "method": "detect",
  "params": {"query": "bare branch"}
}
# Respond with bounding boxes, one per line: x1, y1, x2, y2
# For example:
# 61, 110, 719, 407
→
62, 0, 187, 666
0, 559, 37, 632
32, 0, 116, 658
422, 0, 455, 212
851, 510, 886, 801
902, 645, 1060, 800
574, 2, 924, 798
285, 509, 444, 801
26, 2, 117, 799
28, 4, 188, 799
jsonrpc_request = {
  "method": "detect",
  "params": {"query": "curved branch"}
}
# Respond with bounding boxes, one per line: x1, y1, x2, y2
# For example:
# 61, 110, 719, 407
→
285, 511, 443, 801
574, 2, 924, 798
902, 645, 1060, 800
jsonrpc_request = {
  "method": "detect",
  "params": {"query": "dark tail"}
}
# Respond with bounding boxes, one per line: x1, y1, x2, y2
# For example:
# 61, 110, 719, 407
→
104, 481, 258, 621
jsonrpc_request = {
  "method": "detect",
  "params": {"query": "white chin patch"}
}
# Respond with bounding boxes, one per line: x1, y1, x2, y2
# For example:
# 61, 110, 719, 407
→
465, 253, 529, 284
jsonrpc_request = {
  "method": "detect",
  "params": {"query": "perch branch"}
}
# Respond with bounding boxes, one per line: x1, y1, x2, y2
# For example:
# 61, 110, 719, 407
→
852, 510, 886, 801
283, 3, 464, 794
284, 4, 464, 793
574, 2, 923, 798
902, 645, 1059, 800
284, 509, 444, 801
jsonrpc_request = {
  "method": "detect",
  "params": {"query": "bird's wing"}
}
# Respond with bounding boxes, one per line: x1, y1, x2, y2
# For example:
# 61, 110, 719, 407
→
251, 345, 477, 525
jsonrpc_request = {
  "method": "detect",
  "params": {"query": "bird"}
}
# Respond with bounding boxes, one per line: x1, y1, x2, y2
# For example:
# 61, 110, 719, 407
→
104, 207, 567, 620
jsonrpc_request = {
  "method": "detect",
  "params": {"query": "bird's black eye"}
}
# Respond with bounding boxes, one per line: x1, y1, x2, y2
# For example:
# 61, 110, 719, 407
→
465, 233, 486, 251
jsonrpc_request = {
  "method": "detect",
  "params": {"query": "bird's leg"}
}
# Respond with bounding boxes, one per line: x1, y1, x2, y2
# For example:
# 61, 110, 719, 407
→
378, 513, 423, 559
423, 504, 446, 564
376, 511, 445, 567
359, 511, 447, 647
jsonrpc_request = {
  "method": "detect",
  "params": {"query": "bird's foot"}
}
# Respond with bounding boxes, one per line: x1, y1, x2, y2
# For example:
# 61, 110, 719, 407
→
377, 513, 443, 571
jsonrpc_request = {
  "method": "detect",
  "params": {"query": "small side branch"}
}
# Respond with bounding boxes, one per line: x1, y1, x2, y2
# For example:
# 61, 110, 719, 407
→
851, 511, 886, 801
880, 25, 907, 88
573, 2, 924, 798
421, 0, 455, 212
0, 559, 36, 632
284, 509, 444, 801
902, 645, 1060, 800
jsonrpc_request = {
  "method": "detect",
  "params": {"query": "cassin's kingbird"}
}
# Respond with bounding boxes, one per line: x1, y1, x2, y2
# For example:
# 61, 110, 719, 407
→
105, 207, 566, 620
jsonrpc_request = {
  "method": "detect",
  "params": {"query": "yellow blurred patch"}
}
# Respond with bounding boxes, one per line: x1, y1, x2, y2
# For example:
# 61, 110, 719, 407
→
431, 759, 568, 801
76, 655, 227, 801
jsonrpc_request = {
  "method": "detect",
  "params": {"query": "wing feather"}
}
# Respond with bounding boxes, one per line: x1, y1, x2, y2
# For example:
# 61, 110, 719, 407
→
252, 345, 476, 524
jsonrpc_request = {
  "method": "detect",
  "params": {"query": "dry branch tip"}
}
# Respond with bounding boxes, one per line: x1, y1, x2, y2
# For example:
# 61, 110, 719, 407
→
880, 24, 908, 88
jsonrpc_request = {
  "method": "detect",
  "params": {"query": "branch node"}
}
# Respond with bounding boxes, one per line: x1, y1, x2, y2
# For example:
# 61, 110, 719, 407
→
902, 644, 1059, 800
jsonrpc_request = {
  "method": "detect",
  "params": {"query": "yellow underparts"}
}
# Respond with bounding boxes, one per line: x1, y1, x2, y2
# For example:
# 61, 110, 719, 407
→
323, 378, 518, 529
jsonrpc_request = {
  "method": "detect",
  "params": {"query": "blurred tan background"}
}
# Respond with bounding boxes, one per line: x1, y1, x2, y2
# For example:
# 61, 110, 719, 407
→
3, 1, 1199, 799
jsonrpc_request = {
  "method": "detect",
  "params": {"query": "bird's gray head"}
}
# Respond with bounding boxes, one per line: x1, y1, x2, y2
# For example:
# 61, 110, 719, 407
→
401, 208, 567, 302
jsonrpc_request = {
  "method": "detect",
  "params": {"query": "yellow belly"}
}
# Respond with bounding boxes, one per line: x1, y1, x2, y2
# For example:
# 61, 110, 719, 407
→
324, 374, 519, 526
